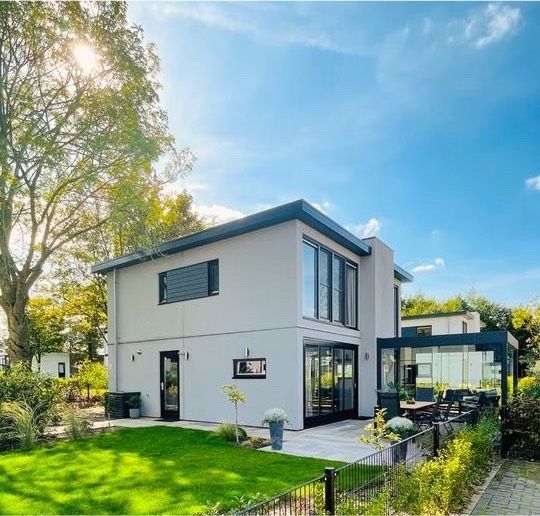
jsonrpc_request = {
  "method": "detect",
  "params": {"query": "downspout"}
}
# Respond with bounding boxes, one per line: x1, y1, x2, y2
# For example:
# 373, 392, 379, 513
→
112, 268, 119, 392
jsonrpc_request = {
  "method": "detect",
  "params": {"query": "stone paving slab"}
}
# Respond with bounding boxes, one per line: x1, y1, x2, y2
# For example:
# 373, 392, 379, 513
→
471, 460, 540, 515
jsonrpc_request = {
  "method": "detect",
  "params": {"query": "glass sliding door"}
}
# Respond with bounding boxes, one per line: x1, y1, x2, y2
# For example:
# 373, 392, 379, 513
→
304, 340, 357, 427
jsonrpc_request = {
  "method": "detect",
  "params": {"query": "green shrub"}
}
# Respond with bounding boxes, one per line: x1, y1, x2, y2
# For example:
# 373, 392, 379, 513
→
72, 360, 108, 400
0, 363, 63, 444
388, 414, 499, 515
216, 422, 247, 442
517, 374, 540, 399
0, 401, 48, 450
505, 397, 540, 458
64, 406, 92, 440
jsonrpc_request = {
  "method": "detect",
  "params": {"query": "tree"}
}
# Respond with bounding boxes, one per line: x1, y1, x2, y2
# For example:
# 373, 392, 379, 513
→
26, 297, 64, 369
0, 3, 192, 363
512, 302, 540, 373
73, 359, 107, 400
221, 384, 246, 443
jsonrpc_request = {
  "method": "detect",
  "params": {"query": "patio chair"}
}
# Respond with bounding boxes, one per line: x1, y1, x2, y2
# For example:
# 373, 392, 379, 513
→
416, 391, 444, 428
376, 390, 402, 420
416, 387, 434, 402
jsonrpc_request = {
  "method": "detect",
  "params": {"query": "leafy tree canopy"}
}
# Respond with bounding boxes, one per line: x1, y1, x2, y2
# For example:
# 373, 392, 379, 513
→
0, 2, 193, 363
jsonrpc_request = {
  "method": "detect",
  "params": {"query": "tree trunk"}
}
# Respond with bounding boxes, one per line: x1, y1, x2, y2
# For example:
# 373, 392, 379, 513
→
2, 286, 32, 365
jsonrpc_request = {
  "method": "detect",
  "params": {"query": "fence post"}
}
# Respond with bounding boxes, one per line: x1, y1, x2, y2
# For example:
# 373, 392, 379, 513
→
324, 467, 336, 515
433, 422, 441, 457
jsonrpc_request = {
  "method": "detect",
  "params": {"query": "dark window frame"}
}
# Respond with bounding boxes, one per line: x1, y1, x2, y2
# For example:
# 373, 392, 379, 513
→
158, 259, 219, 305
232, 358, 266, 379
394, 285, 400, 337
58, 362, 66, 378
302, 236, 358, 329
416, 325, 432, 337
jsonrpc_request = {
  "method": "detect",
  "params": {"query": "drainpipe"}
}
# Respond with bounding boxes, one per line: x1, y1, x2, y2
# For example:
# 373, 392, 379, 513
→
111, 269, 119, 392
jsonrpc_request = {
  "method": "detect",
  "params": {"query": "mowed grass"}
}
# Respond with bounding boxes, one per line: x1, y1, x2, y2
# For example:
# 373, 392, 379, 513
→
0, 426, 343, 514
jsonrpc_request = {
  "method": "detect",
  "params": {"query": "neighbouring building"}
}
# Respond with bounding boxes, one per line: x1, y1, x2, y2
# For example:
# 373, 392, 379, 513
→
0, 351, 71, 377
92, 199, 413, 429
401, 310, 482, 337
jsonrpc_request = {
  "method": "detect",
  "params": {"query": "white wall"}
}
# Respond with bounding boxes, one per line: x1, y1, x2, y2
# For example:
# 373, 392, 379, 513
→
32, 352, 70, 377
402, 312, 481, 335
358, 237, 397, 417
108, 218, 402, 428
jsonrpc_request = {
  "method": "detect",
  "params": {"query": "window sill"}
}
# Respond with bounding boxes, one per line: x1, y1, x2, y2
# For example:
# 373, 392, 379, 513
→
302, 316, 359, 332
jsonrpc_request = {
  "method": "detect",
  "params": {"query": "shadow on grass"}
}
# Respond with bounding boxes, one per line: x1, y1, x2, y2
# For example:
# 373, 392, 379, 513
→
0, 427, 342, 515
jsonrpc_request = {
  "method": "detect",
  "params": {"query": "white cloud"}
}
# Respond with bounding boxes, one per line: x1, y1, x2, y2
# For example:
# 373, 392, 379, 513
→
193, 204, 245, 225
463, 3, 521, 49
347, 218, 381, 239
411, 257, 445, 273
143, 2, 368, 57
525, 175, 540, 191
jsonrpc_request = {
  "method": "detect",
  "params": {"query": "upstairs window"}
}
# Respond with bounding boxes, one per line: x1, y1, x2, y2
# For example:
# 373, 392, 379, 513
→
159, 259, 219, 305
416, 325, 432, 337
302, 237, 358, 328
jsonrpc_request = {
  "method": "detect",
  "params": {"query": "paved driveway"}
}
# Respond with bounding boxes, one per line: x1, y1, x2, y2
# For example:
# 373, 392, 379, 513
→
471, 460, 540, 515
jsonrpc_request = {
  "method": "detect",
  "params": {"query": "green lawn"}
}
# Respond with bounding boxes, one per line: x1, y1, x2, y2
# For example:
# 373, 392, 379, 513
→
0, 426, 343, 515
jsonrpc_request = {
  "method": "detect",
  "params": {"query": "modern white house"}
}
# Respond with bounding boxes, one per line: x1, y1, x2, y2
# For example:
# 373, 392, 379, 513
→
401, 311, 482, 337
92, 199, 413, 430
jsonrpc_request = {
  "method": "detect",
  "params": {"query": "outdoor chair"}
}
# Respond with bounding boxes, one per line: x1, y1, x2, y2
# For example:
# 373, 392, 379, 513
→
376, 390, 402, 420
416, 387, 434, 402
416, 391, 444, 429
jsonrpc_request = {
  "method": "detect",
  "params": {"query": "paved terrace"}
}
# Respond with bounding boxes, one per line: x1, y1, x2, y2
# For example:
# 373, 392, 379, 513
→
91, 417, 377, 463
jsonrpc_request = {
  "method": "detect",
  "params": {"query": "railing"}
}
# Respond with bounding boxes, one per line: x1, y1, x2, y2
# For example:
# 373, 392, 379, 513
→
240, 409, 478, 515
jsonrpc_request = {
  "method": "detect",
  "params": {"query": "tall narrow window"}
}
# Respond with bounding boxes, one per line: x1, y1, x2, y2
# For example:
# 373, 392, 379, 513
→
319, 248, 331, 320
302, 241, 317, 318
332, 256, 345, 323
462, 321, 468, 334
345, 264, 357, 328
394, 285, 400, 337
208, 260, 219, 295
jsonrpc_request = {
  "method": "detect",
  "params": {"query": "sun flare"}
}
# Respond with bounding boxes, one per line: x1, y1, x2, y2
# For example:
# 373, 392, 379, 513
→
73, 42, 99, 74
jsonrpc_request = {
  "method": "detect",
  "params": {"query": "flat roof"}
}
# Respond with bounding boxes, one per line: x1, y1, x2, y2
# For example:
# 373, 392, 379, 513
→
92, 199, 413, 282
402, 310, 471, 321
378, 330, 519, 350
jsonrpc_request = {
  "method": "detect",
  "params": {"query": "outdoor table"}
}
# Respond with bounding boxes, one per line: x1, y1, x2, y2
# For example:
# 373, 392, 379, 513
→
400, 400, 436, 421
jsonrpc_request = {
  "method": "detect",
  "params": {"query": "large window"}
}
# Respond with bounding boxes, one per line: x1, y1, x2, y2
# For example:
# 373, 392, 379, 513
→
302, 238, 358, 328
159, 259, 219, 304
302, 242, 317, 318
394, 285, 400, 337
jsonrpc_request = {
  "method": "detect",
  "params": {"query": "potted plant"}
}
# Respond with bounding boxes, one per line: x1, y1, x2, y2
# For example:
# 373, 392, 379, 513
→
262, 408, 289, 450
127, 394, 141, 419
386, 416, 417, 462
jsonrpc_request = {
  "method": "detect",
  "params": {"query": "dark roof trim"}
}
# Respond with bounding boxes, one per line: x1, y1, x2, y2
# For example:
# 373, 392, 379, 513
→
378, 330, 518, 350
402, 310, 471, 321
92, 199, 386, 274
394, 264, 413, 283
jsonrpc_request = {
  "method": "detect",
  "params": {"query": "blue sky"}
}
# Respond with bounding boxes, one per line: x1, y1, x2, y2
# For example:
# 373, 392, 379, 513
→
129, 2, 540, 306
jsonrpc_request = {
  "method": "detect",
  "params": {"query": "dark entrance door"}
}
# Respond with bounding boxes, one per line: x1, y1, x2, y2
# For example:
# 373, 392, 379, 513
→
160, 351, 180, 420
304, 341, 357, 427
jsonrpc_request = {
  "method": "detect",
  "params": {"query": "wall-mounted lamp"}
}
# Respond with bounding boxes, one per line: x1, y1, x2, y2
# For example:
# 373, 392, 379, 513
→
131, 354, 135, 362
245, 347, 250, 358
136, 350, 142, 355
179, 351, 190, 361
364, 352, 370, 361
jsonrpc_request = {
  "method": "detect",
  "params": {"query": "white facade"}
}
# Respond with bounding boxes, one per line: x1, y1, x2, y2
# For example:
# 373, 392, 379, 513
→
31, 352, 71, 378
401, 311, 481, 336
100, 202, 410, 429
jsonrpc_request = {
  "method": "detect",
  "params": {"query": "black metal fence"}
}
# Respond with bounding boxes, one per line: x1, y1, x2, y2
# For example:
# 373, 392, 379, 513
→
240, 410, 478, 515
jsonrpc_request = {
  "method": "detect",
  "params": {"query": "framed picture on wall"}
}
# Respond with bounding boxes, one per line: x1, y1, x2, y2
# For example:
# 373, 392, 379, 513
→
233, 358, 266, 379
